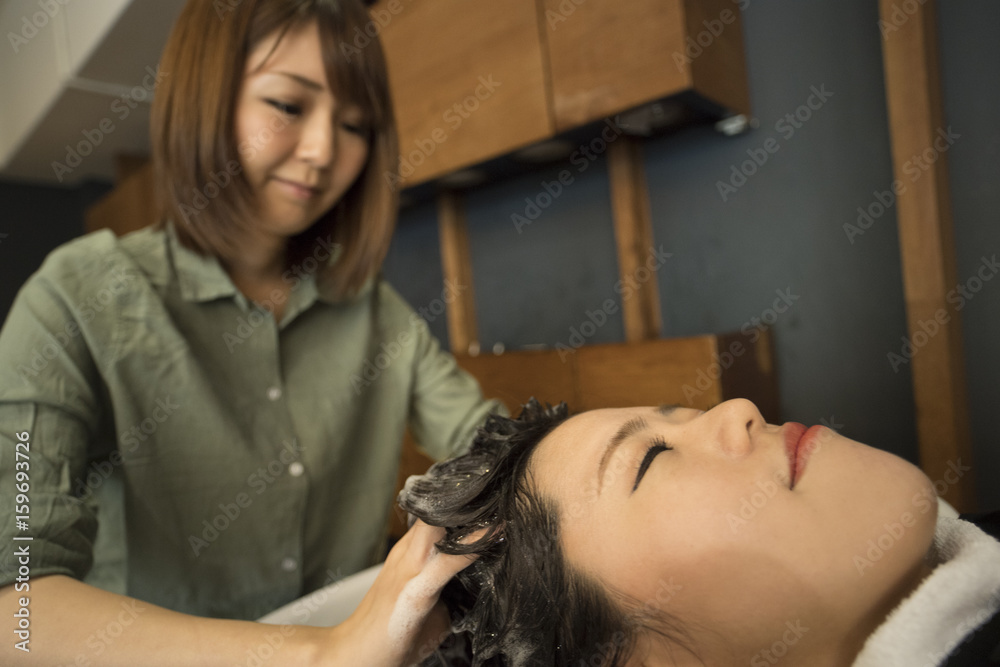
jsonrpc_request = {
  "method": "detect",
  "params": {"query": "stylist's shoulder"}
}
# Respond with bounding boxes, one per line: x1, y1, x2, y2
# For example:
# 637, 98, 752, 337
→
0, 226, 156, 368
18, 227, 140, 303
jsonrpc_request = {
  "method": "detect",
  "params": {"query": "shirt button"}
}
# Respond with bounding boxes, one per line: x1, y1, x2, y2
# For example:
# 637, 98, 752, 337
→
288, 462, 304, 477
266, 386, 282, 401
281, 557, 297, 572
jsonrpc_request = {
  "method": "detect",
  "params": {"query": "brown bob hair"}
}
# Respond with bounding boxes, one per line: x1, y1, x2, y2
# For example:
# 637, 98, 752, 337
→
151, 0, 399, 298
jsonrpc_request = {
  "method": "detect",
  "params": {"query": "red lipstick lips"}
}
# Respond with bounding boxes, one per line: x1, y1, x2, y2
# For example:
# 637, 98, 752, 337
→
784, 423, 823, 489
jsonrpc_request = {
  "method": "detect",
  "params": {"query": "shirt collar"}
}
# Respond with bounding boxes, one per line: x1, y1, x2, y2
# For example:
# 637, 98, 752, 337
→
165, 222, 240, 303
164, 221, 363, 310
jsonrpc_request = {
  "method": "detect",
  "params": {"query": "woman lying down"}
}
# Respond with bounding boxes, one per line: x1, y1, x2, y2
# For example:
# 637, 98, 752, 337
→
399, 399, 1000, 667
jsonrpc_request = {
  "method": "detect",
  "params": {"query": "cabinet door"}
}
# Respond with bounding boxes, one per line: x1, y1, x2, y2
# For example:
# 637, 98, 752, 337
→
542, 0, 750, 131
374, 0, 553, 186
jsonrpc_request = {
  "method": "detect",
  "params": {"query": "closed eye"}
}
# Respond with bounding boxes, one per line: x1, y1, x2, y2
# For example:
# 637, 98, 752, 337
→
266, 99, 302, 117
340, 120, 370, 136
632, 437, 672, 493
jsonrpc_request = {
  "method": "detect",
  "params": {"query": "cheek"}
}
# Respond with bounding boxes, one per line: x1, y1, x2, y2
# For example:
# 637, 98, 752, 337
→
339, 140, 370, 179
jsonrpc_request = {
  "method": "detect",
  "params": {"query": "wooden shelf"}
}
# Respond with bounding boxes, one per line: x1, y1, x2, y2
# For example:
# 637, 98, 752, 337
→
377, 0, 751, 189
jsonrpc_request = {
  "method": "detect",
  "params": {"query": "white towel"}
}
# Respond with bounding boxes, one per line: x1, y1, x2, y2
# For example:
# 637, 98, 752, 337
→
852, 514, 1000, 667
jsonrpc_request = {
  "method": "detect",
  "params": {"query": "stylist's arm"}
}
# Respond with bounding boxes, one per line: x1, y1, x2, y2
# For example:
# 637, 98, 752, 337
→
325, 521, 475, 665
0, 520, 472, 666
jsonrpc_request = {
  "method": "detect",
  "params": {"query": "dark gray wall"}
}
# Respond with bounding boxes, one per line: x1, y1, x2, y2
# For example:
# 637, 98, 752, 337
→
938, 2, 1000, 510
381, 200, 450, 347
0, 179, 111, 321
386, 0, 998, 509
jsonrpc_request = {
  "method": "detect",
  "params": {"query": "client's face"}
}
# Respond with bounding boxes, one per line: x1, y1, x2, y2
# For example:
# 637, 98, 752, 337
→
530, 399, 937, 665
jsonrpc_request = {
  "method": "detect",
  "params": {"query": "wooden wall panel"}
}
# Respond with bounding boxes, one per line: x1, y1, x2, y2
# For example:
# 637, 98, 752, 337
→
541, 0, 690, 130
608, 136, 662, 342
456, 349, 580, 411
376, 0, 553, 186
575, 336, 722, 411
541, 0, 750, 131
437, 191, 479, 355
878, 0, 975, 510
682, 0, 751, 117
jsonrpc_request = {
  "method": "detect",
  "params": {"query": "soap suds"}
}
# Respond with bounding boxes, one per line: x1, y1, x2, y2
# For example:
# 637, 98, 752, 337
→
387, 553, 443, 647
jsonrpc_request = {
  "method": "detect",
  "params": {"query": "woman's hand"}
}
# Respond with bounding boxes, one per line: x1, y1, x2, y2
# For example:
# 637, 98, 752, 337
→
322, 520, 476, 666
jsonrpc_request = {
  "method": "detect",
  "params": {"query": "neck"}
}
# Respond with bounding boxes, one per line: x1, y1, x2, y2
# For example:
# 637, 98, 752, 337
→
224, 228, 288, 284
634, 561, 937, 667
807, 559, 937, 667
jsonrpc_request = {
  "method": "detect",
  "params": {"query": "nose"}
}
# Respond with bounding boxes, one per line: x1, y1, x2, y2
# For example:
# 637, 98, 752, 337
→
295, 111, 335, 169
699, 398, 763, 458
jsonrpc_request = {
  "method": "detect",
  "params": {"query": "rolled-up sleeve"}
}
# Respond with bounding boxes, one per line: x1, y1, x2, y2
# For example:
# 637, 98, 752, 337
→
0, 271, 103, 587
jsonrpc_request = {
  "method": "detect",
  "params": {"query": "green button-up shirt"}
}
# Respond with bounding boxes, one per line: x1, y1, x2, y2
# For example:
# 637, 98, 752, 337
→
0, 224, 500, 620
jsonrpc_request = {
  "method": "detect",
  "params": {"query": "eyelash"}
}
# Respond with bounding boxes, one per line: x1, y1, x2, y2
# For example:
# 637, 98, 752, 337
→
265, 99, 369, 136
340, 121, 370, 136
266, 99, 302, 117
632, 437, 672, 492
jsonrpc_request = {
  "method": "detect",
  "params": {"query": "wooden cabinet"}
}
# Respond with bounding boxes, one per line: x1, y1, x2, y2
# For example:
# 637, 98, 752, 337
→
375, 0, 553, 186
376, 0, 750, 186
542, 0, 750, 131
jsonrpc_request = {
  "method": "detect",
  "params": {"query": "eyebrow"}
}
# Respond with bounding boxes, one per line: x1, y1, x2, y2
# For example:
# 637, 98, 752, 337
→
269, 71, 324, 91
596, 404, 680, 495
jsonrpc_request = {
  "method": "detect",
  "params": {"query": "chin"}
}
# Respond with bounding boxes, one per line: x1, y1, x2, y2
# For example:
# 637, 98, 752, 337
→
262, 211, 323, 237
839, 437, 939, 562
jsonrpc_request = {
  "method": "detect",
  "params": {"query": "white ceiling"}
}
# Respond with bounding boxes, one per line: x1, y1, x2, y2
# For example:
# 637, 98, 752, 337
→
0, 0, 188, 185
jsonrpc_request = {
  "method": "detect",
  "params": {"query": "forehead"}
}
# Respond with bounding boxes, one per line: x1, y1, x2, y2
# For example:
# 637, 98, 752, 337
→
531, 408, 648, 483
246, 20, 326, 79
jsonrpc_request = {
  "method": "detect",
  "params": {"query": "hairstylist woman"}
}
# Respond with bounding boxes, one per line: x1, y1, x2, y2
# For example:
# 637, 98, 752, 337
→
0, 0, 498, 663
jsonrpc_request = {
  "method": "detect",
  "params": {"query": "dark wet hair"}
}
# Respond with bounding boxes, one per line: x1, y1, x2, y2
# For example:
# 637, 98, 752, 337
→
399, 399, 696, 667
